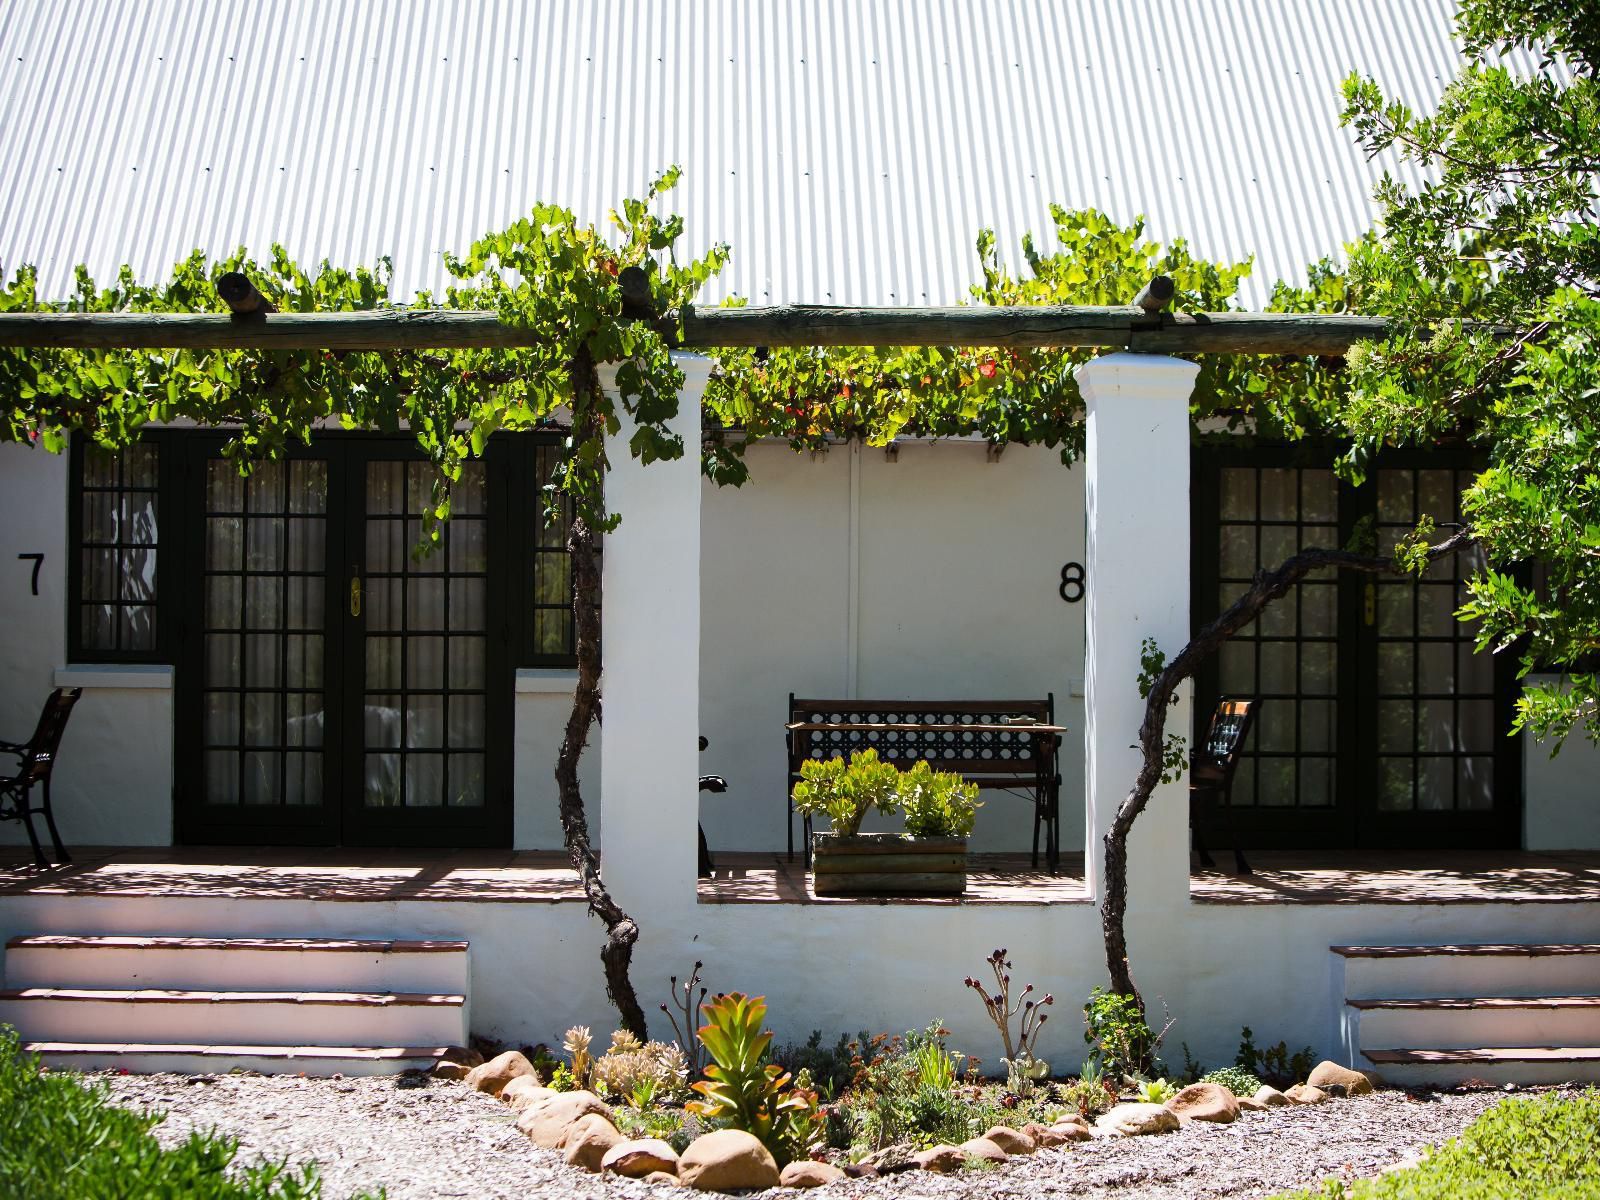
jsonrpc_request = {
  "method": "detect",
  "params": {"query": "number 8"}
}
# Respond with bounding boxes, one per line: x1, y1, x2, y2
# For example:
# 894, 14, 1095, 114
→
1059, 562, 1085, 603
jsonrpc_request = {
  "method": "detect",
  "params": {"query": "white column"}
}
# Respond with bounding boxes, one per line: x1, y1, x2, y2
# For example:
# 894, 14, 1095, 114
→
599, 353, 711, 919
1077, 352, 1198, 910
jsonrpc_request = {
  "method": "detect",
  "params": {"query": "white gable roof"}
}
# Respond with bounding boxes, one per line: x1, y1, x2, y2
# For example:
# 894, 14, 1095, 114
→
0, 0, 1532, 309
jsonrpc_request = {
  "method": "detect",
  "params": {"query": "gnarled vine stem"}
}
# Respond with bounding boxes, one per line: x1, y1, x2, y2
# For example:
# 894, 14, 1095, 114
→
554, 345, 648, 1041
1102, 530, 1478, 1018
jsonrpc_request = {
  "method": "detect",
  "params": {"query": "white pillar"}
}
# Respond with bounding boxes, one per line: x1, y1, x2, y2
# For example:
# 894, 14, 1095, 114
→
1077, 352, 1197, 911
599, 353, 711, 920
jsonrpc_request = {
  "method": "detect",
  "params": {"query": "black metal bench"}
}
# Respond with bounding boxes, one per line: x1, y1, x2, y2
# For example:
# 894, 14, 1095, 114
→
786, 694, 1063, 870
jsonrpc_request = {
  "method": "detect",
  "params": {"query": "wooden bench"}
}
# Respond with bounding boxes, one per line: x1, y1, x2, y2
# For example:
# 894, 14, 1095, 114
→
786, 695, 1064, 871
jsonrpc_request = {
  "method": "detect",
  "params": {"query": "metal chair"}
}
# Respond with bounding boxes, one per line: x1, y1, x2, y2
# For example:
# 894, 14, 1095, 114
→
1190, 696, 1257, 875
697, 736, 721, 878
1, 687, 83, 867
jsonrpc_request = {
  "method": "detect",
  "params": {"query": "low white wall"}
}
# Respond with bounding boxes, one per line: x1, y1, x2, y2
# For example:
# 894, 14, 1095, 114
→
6, 886, 1596, 1075
1523, 675, 1600, 851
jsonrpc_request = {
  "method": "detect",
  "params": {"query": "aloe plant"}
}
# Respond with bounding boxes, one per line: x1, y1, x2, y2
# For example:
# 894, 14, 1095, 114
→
686, 992, 820, 1165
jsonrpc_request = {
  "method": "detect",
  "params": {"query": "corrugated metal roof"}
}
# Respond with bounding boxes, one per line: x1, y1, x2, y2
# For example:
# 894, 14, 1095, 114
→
0, 0, 1538, 309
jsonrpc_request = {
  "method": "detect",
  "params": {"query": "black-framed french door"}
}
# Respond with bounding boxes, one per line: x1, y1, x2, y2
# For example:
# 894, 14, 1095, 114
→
175, 435, 514, 847
1192, 445, 1521, 850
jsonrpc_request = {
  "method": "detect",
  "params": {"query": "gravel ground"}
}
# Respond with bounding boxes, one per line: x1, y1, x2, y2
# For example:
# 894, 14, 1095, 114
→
95, 1071, 1524, 1200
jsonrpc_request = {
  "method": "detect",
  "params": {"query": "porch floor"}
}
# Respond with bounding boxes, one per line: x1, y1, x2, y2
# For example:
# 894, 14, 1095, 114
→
1, 847, 1597, 906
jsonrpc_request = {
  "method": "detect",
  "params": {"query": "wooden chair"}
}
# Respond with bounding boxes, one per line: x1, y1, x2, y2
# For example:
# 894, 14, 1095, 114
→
1190, 696, 1256, 875
1, 687, 83, 867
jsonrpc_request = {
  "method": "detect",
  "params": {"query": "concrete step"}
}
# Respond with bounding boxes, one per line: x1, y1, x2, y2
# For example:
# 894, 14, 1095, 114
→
23, 1041, 449, 1077
1335, 944, 1600, 1000
1350, 995, 1600, 1050
0, 987, 466, 1047
1363, 1045, 1600, 1087
4, 934, 469, 993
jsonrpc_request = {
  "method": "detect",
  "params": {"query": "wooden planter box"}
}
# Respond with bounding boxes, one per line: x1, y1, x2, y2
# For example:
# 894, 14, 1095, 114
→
810, 833, 968, 897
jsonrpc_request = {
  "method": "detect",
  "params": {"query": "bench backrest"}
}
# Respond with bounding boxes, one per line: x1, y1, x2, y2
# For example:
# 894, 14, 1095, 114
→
788, 696, 1056, 780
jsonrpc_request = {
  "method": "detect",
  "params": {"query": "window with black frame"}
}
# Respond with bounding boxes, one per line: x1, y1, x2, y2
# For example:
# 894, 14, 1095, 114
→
71, 439, 162, 659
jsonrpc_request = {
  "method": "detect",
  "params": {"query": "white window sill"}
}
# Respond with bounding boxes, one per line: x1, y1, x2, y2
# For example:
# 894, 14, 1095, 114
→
516, 668, 580, 694
54, 664, 174, 690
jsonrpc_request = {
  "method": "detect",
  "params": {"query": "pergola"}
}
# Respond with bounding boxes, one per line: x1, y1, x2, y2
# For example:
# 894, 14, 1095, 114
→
0, 280, 1397, 928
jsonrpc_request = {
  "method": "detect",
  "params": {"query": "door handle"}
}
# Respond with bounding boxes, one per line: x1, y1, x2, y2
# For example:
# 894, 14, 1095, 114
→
350, 574, 362, 618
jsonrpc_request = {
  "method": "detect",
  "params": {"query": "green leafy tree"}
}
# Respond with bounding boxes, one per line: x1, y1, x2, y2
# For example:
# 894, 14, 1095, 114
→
1338, 0, 1600, 746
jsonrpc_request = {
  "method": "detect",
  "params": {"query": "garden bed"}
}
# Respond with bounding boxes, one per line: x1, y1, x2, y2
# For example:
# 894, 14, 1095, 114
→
94, 1069, 1553, 1200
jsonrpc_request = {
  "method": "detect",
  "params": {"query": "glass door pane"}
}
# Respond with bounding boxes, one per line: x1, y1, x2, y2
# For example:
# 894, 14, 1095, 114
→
197, 457, 332, 816
359, 460, 489, 812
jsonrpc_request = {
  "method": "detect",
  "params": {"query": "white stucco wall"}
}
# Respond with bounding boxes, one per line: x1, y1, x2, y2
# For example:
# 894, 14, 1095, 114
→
0, 444, 172, 847
1523, 675, 1600, 850
698, 439, 1086, 858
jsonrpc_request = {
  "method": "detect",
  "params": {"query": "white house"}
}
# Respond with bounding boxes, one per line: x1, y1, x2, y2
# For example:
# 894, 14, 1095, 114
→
1, 0, 1597, 1084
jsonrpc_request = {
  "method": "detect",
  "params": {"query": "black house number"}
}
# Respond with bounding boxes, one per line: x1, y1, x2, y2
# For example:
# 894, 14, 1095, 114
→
17, 553, 44, 596
1059, 561, 1085, 604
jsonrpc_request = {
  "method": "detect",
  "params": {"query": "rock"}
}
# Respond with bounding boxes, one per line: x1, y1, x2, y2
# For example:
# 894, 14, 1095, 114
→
515, 1090, 612, 1149
1095, 1102, 1181, 1137
1252, 1085, 1290, 1108
910, 1144, 967, 1172
603, 1138, 681, 1179
562, 1113, 624, 1172
677, 1130, 780, 1192
982, 1125, 1037, 1155
500, 1076, 555, 1109
779, 1160, 846, 1188
1307, 1060, 1374, 1096
464, 1050, 538, 1097
1237, 1094, 1268, 1112
1022, 1121, 1076, 1149
1047, 1120, 1093, 1142
430, 1059, 471, 1081
957, 1137, 1008, 1164
841, 1162, 879, 1179
643, 1170, 680, 1185
1164, 1082, 1240, 1124
864, 1142, 917, 1172
1285, 1083, 1330, 1105
439, 1045, 484, 1068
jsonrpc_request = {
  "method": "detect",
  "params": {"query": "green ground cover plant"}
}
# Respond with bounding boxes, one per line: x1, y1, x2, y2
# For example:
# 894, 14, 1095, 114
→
1269, 1089, 1600, 1199
0, 1026, 370, 1200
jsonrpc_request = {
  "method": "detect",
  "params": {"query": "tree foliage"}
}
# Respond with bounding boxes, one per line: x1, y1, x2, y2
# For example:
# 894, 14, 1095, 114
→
1338, 0, 1600, 745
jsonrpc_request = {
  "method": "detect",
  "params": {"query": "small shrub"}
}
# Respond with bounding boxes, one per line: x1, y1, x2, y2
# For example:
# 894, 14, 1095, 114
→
791, 750, 900, 836
1266, 1089, 1600, 1199
590, 1029, 690, 1104
1237, 1026, 1315, 1088
686, 993, 820, 1166
898, 761, 981, 838
0, 1026, 370, 1200
1202, 1065, 1264, 1097
613, 1104, 709, 1155
1083, 987, 1157, 1081
1136, 1077, 1179, 1104
1056, 1064, 1118, 1118
562, 1025, 594, 1090
773, 1030, 862, 1101
964, 949, 1053, 1088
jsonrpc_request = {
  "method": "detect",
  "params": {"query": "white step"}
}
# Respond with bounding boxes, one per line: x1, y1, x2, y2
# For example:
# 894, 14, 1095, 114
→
4, 935, 469, 993
24, 1041, 449, 1077
0, 987, 466, 1048
1351, 995, 1600, 1050
1363, 1046, 1600, 1087
1335, 944, 1600, 1000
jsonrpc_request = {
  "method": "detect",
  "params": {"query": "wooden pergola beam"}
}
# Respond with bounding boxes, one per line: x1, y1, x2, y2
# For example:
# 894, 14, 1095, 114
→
0, 305, 1397, 355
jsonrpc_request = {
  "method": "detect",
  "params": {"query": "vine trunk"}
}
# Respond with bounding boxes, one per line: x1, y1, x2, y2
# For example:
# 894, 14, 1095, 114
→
553, 351, 649, 1041
1101, 531, 1476, 1047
